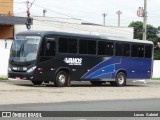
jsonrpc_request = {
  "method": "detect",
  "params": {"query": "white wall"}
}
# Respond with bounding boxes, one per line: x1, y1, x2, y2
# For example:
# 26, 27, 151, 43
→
0, 40, 11, 76
153, 60, 160, 78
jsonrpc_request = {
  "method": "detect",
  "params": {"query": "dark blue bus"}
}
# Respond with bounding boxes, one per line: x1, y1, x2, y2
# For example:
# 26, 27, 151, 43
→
8, 31, 153, 87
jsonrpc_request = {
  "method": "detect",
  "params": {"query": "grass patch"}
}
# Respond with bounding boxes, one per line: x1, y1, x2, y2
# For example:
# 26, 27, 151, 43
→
0, 76, 8, 80
152, 78, 160, 80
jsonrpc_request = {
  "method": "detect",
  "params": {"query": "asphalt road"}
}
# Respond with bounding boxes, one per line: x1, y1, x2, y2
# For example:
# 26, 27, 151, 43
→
0, 98, 160, 111
1, 99, 160, 120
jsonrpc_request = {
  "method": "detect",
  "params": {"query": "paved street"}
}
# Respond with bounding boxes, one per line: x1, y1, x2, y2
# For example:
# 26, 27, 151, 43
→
0, 80, 160, 105
0, 98, 160, 111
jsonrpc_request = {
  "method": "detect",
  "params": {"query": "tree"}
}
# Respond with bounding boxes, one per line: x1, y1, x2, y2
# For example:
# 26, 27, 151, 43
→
129, 21, 158, 40
129, 21, 160, 60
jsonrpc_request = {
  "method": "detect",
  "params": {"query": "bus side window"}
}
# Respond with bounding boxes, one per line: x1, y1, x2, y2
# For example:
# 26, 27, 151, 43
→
45, 40, 56, 56
68, 38, 77, 53
138, 45, 144, 58
88, 40, 96, 55
40, 37, 56, 57
106, 42, 114, 56
79, 40, 88, 54
123, 43, 130, 57
79, 39, 96, 55
131, 44, 138, 57
115, 43, 123, 56
145, 45, 152, 58
98, 41, 106, 55
59, 38, 68, 53
59, 37, 77, 53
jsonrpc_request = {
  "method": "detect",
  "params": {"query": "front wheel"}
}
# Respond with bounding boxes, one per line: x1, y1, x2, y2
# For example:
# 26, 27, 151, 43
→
31, 81, 43, 85
54, 71, 68, 87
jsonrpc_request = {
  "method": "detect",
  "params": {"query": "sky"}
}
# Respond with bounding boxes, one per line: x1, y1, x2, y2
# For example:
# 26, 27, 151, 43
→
13, 0, 160, 27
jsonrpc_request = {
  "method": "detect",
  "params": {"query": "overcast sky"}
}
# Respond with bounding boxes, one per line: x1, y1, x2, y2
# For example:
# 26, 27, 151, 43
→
14, 0, 160, 27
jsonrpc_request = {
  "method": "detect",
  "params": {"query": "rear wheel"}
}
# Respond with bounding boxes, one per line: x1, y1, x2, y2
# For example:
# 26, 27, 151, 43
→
31, 81, 43, 85
90, 81, 104, 86
110, 72, 126, 87
54, 71, 68, 87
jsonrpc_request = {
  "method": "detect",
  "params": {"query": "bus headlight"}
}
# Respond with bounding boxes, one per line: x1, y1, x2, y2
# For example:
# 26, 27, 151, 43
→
27, 66, 36, 73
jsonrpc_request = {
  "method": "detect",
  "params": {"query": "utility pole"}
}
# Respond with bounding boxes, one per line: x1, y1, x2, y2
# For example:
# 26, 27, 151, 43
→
26, 0, 30, 17
102, 13, 107, 26
25, 0, 35, 30
26, 0, 31, 30
116, 10, 122, 27
143, 0, 147, 40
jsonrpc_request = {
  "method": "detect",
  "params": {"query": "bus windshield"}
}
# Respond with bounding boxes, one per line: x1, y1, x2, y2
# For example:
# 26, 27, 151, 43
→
10, 36, 41, 62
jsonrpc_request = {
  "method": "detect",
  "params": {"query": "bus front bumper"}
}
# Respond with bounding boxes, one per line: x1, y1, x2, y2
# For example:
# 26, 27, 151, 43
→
8, 71, 35, 81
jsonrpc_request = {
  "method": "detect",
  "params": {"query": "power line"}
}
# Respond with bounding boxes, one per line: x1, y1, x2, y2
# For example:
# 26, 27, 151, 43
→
32, 4, 80, 20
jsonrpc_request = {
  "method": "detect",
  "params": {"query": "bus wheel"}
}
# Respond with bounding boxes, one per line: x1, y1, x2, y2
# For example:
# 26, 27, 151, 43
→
31, 81, 43, 85
90, 81, 104, 86
55, 71, 68, 87
114, 72, 126, 87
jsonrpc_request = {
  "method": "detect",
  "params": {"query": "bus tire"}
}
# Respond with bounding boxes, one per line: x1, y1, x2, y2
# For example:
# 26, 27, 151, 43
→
90, 81, 104, 86
54, 71, 68, 87
114, 72, 126, 87
31, 81, 43, 85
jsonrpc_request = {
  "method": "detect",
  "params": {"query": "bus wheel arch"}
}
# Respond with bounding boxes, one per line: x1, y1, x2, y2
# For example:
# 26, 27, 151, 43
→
54, 68, 70, 87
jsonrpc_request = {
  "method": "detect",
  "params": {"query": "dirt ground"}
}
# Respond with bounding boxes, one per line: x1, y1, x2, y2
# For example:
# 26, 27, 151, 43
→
0, 80, 160, 105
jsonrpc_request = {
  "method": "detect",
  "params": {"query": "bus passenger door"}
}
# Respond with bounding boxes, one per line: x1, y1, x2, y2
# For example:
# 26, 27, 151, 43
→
38, 37, 56, 81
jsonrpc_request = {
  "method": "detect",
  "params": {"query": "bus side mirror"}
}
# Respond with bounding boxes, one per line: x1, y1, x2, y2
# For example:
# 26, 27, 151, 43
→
46, 43, 51, 50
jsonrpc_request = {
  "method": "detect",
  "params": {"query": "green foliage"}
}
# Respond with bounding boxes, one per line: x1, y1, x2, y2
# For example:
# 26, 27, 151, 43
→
154, 49, 160, 60
152, 78, 160, 80
129, 21, 160, 60
0, 77, 8, 80
128, 21, 158, 40
129, 21, 143, 40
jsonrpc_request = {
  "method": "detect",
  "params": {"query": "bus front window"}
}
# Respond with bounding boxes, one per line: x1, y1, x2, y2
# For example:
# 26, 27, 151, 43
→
10, 36, 41, 62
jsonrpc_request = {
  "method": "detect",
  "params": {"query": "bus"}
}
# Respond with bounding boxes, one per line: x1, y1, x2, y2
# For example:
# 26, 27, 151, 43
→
8, 31, 154, 87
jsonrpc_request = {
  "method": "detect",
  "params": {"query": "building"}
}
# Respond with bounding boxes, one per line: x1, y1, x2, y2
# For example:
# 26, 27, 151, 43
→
15, 16, 134, 39
0, 0, 28, 39
0, 0, 13, 39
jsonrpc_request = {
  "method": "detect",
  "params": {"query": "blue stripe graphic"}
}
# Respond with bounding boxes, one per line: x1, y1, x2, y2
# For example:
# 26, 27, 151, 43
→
86, 64, 115, 79
82, 57, 120, 78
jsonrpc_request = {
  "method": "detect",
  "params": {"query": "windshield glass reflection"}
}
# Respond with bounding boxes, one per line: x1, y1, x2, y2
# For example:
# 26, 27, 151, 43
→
10, 36, 41, 62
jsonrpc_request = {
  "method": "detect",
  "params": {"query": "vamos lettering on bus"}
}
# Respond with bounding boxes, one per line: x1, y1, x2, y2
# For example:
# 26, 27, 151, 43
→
64, 58, 82, 65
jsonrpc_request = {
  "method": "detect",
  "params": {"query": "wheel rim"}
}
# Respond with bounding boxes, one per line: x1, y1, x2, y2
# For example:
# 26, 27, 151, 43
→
118, 75, 124, 84
58, 74, 66, 84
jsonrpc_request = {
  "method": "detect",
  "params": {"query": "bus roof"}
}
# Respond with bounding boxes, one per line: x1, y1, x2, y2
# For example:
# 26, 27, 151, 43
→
16, 31, 153, 44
